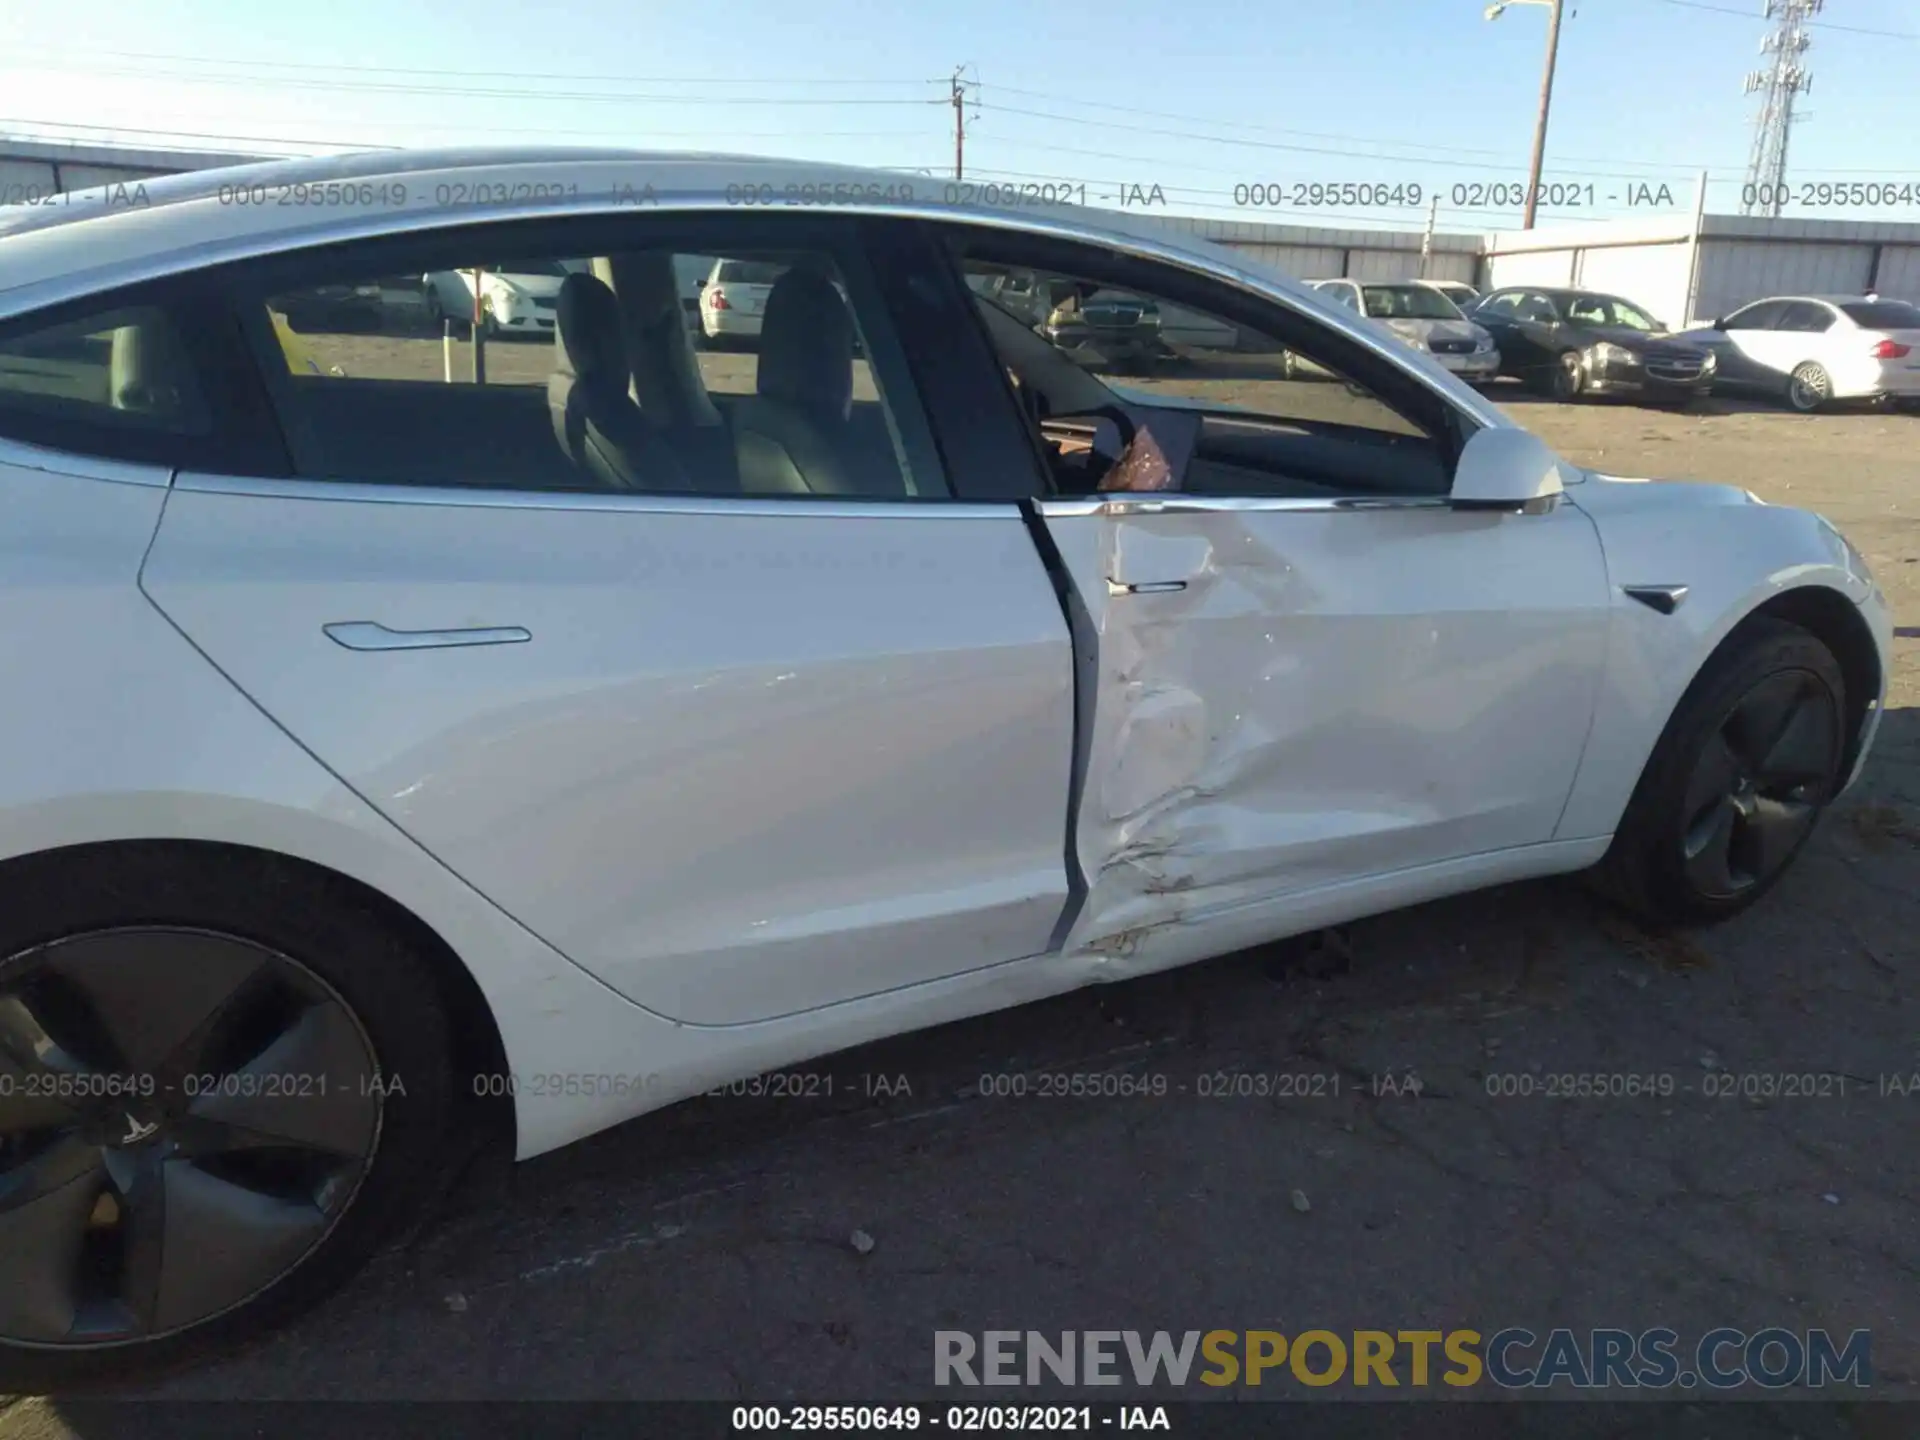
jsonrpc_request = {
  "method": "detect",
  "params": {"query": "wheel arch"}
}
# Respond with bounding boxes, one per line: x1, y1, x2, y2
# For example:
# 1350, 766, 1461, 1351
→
1746, 584, 1881, 781
1556, 570, 1881, 843
0, 837, 515, 1167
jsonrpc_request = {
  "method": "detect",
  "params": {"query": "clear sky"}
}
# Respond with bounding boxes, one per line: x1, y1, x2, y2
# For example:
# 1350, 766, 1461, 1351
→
1, 0, 1915, 232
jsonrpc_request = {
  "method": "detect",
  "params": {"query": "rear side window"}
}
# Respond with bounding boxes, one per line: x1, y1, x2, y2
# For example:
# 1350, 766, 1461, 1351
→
1775, 302, 1836, 333
714, 260, 787, 285
232, 220, 948, 499
0, 305, 210, 436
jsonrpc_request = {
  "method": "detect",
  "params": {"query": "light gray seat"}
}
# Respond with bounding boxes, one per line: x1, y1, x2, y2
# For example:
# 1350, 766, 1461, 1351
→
548, 272, 688, 492
731, 270, 865, 496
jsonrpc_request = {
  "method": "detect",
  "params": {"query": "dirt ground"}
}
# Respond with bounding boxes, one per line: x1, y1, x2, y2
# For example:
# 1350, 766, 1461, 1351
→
4, 385, 1918, 1434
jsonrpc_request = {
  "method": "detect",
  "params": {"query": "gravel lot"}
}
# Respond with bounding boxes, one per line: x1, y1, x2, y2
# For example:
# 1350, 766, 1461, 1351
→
4, 375, 1917, 1433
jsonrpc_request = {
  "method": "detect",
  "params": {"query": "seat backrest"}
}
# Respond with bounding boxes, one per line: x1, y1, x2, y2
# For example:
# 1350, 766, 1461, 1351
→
732, 269, 864, 496
548, 272, 688, 492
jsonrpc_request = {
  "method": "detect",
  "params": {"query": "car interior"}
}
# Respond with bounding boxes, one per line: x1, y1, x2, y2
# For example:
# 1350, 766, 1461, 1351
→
246, 247, 924, 498
963, 263, 1455, 501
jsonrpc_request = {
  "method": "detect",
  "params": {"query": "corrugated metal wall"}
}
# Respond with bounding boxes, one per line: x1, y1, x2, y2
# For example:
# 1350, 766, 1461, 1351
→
1874, 246, 1920, 300
1694, 240, 1875, 320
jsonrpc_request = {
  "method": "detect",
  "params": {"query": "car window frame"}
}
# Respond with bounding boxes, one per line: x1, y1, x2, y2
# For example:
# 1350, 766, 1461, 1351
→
0, 271, 290, 476
1776, 301, 1836, 334
212, 210, 955, 503
928, 222, 1476, 495
1722, 300, 1787, 332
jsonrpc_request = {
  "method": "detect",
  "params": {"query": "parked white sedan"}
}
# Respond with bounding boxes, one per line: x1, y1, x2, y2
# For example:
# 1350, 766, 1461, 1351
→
1673, 294, 1920, 412
0, 147, 1889, 1385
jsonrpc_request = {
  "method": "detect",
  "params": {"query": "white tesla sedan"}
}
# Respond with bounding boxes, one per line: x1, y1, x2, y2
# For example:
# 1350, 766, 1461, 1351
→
0, 148, 1891, 1383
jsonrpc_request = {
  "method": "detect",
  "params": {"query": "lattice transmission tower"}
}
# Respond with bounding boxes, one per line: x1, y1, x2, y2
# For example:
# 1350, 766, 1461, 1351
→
1741, 0, 1820, 216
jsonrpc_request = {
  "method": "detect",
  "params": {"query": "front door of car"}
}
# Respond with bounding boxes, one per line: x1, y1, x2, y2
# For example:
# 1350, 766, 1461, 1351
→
142, 215, 1078, 1026
944, 238, 1612, 962
1713, 300, 1789, 389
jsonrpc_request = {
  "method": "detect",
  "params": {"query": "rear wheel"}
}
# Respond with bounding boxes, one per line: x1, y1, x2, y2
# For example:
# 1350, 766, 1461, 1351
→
1588, 618, 1846, 927
1785, 362, 1832, 413
0, 847, 460, 1388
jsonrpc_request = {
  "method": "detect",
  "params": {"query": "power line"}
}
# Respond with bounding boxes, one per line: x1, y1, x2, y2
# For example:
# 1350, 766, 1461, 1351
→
0, 43, 1746, 173
0, 45, 951, 86
1654, 0, 1917, 37
973, 102, 1721, 182
0, 60, 938, 105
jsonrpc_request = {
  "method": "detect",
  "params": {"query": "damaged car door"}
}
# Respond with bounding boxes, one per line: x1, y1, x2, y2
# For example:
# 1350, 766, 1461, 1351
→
964, 245, 1614, 964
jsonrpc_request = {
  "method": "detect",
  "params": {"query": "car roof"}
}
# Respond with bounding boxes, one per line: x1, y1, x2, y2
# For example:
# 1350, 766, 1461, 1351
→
0, 146, 1320, 326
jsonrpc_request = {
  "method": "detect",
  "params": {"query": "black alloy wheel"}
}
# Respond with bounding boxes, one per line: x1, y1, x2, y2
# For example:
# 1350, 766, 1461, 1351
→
0, 846, 461, 1387
0, 930, 382, 1348
1677, 671, 1841, 901
1590, 617, 1848, 926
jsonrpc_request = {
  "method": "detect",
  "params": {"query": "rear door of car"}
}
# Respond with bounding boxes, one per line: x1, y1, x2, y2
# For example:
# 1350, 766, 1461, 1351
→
139, 210, 1078, 1027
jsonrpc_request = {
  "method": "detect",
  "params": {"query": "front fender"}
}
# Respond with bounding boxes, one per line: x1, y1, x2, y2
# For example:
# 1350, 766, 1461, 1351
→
1554, 477, 1883, 841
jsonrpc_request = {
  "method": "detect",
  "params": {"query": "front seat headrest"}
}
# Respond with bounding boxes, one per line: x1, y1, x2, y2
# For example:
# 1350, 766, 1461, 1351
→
553, 271, 629, 387
757, 270, 853, 422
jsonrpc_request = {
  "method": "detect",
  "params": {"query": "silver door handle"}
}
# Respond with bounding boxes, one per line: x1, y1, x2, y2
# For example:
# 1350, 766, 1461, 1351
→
1107, 579, 1188, 596
323, 621, 531, 651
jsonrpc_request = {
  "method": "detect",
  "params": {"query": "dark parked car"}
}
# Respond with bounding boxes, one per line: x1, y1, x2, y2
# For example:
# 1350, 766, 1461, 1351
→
1470, 287, 1715, 405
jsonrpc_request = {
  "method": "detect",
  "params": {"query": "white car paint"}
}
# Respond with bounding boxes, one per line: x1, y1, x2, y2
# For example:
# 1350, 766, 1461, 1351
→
142, 482, 1075, 1026
0, 148, 1888, 1166
1674, 295, 1920, 403
424, 265, 569, 334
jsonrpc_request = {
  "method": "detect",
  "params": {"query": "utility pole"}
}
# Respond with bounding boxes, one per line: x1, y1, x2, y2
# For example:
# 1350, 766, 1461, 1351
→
949, 68, 968, 180
1742, 0, 1818, 217
1485, 0, 1566, 231
1419, 194, 1440, 277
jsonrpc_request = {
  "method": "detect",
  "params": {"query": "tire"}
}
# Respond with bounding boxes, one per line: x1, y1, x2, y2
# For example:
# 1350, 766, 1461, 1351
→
0, 845, 460, 1389
1587, 617, 1847, 928
1785, 362, 1832, 413
1545, 349, 1586, 400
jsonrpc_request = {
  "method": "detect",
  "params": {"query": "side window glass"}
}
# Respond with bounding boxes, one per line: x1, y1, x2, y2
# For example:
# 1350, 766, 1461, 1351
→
0, 305, 210, 437
1725, 301, 1782, 331
958, 254, 1447, 501
1778, 302, 1834, 334
247, 236, 944, 500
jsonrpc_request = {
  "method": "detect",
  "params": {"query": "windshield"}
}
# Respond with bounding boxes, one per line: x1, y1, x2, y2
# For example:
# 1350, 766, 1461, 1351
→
1840, 300, 1920, 329
1361, 285, 1463, 321
1566, 294, 1660, 331
481, 260, 572, 278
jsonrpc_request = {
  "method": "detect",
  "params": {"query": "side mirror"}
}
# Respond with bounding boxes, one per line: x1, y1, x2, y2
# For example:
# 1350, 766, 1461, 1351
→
1711, 316, 1727, 331
1450, 427, 1569, 514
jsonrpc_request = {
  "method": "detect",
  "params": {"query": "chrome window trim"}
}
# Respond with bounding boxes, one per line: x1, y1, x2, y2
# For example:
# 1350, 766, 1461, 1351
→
0, 189, 1512, 435
0, 434, 174, 488
172, 469, 1022, 519
1038, 494, 1454, 519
